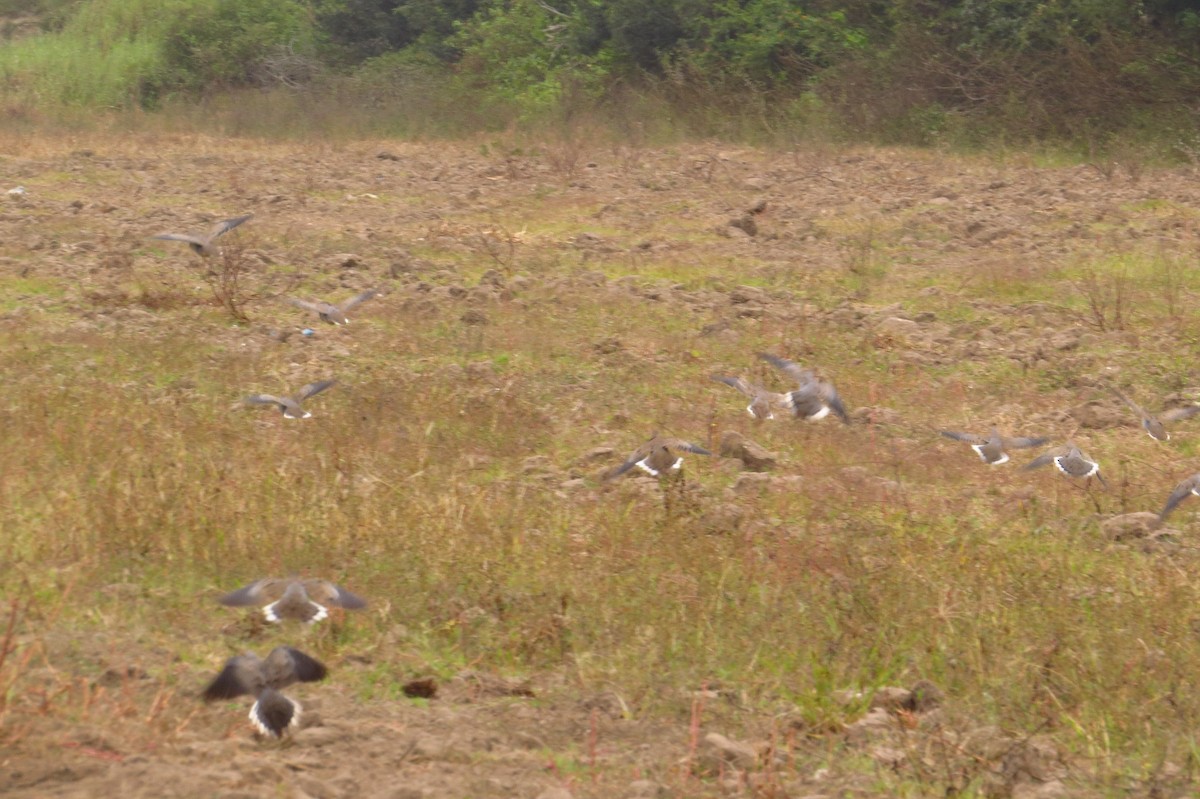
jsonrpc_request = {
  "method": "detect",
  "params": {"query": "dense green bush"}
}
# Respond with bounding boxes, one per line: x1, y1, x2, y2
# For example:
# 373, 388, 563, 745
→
0, 0, 315, 107
1, 0, 1197, 146
159, 0, 316, 93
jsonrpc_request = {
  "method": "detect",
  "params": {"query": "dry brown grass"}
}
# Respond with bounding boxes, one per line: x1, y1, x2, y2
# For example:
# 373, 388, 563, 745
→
3, 130, 1200, 796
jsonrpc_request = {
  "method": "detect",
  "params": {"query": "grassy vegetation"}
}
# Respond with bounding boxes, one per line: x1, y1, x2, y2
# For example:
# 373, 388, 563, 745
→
2, 131, 1200, 795
3, 0, 1199, 153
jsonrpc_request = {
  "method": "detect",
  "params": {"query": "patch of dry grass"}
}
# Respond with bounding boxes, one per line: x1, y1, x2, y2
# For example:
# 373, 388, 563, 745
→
3, 132, 1200, 795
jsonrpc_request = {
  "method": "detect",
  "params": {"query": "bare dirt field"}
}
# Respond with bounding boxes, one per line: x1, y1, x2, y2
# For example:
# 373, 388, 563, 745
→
3, 134, 1200, 798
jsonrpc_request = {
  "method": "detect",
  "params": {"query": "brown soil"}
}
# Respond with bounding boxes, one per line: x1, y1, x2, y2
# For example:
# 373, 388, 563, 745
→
3, 136, 1200, 799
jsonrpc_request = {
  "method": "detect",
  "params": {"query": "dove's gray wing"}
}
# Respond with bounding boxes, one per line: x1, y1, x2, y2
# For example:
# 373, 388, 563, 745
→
244, 394, 285, 409
262, 646, 328, 689
152, 233, 207, 246
712, 376, 760, 398
1160, 406, 1200, 423
203, 654, 265, 701
209, 214, 252, 239
999, 435, 1049, 449
819, 382, 850, 423
1022, 449, 1068, 471
941, 430, 986, 444
1160, 474, 1200, 519
302, 579, 367, 609
338, 289, 378, 313
295, 380, 335, 402
1110, 386, 1147, 416
758, 353, 814, 385
288, 298, 328, 314
218, 578, 279, 607
660, 439, 712, 456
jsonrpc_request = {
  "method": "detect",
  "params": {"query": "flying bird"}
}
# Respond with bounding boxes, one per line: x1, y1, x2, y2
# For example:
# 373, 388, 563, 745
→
289, 289, 379, 326
244, 379, 335, 419
151, 214, 252, 257
605, 434, 712, 480
1023, 443, 1107, 487
1159, 473, 1200, 520
1109, 386, 1200, 441
202, 646, 328, 738
711, 375, 790, 420
940, 428, 1049, 466
758, 353, 849, 423
218, 577, 367, 624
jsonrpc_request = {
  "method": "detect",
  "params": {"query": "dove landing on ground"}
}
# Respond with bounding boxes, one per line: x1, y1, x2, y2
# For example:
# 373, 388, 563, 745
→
1023, 443, 1107, 487
1109, 386, 1200, 441
244, 379, 335, 419
151, 214, 252, 257
202, 646, 328, 738
218, 577, 367, 624
1159, 473, 1200, 520
940, 428, 1048, 466
605, 434, 712, 480
711, 375, 791, 420
757, 353, 849, 423
289, 289, 378, 326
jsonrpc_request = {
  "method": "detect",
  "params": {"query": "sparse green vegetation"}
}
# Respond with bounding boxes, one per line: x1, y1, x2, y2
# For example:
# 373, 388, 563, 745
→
1, 134, 1200, 795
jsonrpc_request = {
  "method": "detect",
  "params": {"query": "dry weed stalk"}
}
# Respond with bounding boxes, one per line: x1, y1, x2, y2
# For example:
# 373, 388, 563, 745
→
472, 224, 520, 276
199, 238, 300, 322
0, 597, 26, 715
545, 131, 586, 180
1072, 267, 1129, 332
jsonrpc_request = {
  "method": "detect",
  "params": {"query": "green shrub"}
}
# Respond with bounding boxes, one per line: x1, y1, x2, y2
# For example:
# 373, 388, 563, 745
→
158, 0, 316, 94
450, 0, 610, 120
0, 0, 316, 107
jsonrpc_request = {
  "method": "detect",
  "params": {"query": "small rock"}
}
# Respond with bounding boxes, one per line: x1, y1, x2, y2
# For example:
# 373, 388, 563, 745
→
1068, 400, 1126, 430
1013, 780, 1068, 799
700, 732, 758, 772
844, 707, 895, 744
580, 691, 627, 719
719, 431, 778, 471
870, 745, 906, 767
1100, 512, 1160, 541
293, 726, 343, 747
402, 677, 438, 698
535, 788, 574, 799
694, 503, 745, 535
909, 679, 944, 712
729, 215, 758, 236
522, 455, 553, 473
478, 269, 506, 288
733, 472, 773, 494
868, 687, 912, 712
578, 447, 614, 464
876, 316, 923, 344
94, 665, 149, 688
461, 309, 488, 325
851, 406, 901, 425
593, 337, 623, 355
626, 779, 665, 798
1048, 331, 1080, 351
379, 788, 428, 799
331, 253, 361, 269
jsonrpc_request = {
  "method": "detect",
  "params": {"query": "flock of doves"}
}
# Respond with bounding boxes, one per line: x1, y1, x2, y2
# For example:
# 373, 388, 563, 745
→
152, 215, 376, 738
703, 352, 1200, 519
151, 212, 1200, 738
